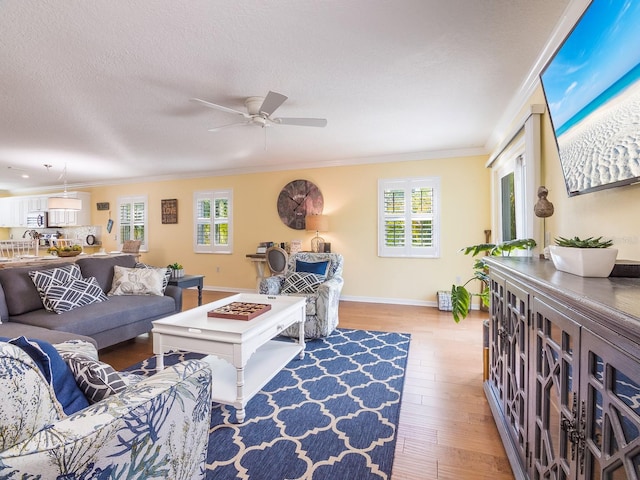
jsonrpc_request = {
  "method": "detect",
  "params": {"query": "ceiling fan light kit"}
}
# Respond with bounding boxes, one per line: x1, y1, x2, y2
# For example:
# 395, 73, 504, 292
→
192, 91, 327, 131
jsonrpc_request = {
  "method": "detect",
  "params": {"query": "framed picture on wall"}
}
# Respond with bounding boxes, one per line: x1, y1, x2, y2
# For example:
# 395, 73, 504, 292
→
161, 199, 178, 224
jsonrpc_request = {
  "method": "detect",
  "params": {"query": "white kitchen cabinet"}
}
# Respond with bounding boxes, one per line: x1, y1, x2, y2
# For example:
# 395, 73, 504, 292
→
0, 198, 11, 227
27, 196, 49, 212
0, 192, 91, 228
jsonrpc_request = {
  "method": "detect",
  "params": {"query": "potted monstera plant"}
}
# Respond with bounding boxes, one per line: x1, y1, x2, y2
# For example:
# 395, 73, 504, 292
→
450, 238, 536, 322
549, 236, 617, 277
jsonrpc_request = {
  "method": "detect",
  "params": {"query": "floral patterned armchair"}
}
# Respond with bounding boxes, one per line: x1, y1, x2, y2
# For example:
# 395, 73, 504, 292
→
0, 341, 212, 479
259, 252, 344, 339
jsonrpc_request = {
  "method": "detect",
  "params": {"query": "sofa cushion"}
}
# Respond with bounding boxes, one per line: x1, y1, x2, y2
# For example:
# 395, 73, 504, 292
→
59, 351, 127, 403
2, 336, 89, 415
0, 280, 8, 323
39, 276, 108, 314
282, 271, 325, 294
0, 262, 69, 316
0, 342, 64, 451
109, 265, 166, 296
9, 295, 176, 337
0, 323, 98, 348
28, 264, 83, 292
75, 255, 137, 293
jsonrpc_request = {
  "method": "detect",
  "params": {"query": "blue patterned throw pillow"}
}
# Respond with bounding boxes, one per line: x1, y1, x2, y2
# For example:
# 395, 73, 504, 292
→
29, 264, 83, 292
282, 271, 325, 294
59, 352, 127, 403
40, 276, 108, 314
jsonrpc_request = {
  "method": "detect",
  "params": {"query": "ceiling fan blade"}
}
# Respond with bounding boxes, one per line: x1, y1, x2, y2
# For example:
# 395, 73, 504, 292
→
259, 91, 288, 116
191, 98, 250, 118
208, 121, 250, 132
274, 117, 328, 127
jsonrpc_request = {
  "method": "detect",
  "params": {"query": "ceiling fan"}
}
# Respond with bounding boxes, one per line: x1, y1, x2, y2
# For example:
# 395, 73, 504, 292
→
191, 91, 327, 132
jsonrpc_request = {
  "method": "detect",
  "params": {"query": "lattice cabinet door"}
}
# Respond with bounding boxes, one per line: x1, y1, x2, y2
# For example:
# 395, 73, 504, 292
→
579, 328, 640, 479
530, 297, 581, 480
488, 271, 507, 405
503, 280, 531, 467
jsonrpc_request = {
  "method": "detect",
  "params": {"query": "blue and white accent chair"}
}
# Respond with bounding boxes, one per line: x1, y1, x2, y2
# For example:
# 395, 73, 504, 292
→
259, 252, 344, 339
0, 339, 212, 479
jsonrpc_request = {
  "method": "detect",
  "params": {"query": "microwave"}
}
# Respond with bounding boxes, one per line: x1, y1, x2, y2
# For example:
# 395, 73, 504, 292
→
26, 212, 48, 228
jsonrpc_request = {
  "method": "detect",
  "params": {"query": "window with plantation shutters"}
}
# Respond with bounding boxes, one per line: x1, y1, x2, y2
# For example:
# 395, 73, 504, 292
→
194, 189, 233, 254
378, 177, 440, 258
117, 195, 148, 251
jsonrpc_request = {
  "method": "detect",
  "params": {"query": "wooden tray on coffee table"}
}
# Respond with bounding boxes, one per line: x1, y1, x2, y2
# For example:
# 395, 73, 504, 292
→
208, 302, 272, 321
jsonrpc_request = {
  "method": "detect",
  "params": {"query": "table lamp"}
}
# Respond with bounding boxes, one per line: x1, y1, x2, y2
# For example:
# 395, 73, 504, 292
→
305, 215, 329, 252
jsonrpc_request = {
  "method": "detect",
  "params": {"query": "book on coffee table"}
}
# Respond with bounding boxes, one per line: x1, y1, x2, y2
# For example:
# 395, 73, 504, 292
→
208, 302, 272, 321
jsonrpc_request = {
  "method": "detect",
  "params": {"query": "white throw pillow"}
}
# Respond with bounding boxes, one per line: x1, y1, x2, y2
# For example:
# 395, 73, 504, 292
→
109, 265, 166, 296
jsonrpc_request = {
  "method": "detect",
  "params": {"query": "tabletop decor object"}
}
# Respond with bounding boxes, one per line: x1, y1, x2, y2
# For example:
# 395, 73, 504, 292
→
305, 214, 329, 252
167, 262, 184, 278
549, 236, 617, 277
48, 245, 83, 257
208, 302, 272, 320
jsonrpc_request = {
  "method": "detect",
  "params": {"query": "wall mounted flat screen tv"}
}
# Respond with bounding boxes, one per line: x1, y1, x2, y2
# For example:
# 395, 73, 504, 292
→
540, 0, 640, 196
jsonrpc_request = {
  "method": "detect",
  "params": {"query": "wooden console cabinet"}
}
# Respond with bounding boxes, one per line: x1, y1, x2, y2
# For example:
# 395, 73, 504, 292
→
484, 256, 640, 480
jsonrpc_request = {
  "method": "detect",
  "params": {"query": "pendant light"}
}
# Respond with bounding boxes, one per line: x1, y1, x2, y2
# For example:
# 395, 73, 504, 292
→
47, 164, 82, 211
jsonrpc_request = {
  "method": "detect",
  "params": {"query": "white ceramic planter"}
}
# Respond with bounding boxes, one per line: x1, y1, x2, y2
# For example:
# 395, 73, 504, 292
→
170, 268, 184, 278
549, 245, 618, 277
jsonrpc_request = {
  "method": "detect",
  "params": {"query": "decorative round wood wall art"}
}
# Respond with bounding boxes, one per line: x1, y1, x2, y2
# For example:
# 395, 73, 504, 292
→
277, 179, 324, 230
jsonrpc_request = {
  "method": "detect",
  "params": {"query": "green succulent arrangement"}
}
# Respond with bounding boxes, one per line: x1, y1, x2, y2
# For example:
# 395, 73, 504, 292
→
554, 236, 613, 248
451, 238, 537, 323
167, 262, 183, 270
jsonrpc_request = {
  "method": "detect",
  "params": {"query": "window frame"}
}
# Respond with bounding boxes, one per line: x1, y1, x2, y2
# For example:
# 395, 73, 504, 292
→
193, 189, 233, 254
492, 137, 528, 244
116, 195, 148, 252
378, 177, 441, 258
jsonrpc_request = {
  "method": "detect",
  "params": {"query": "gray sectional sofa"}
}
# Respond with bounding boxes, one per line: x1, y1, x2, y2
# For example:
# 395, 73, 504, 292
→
0, 255, 182, 349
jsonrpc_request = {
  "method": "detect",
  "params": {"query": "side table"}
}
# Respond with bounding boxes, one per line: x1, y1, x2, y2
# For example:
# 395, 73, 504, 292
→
168, 274, 205, 306
245, 254, 267, 291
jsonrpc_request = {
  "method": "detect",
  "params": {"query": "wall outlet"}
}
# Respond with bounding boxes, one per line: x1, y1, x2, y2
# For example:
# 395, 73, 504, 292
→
455, 275, 461, 284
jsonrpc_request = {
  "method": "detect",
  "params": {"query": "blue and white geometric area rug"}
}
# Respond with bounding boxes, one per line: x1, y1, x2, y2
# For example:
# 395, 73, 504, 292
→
126, 329, 410, 480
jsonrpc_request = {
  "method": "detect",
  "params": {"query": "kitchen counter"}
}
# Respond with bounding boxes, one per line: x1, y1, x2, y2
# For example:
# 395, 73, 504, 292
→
0, 252, 139, 269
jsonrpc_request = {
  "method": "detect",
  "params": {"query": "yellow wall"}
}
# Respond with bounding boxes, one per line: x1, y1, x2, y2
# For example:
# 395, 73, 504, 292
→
87, 155, 491, 304
527, 86, 640, 260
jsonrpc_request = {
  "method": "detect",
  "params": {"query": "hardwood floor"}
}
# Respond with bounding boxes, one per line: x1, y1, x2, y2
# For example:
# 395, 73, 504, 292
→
99, 290, 513, 480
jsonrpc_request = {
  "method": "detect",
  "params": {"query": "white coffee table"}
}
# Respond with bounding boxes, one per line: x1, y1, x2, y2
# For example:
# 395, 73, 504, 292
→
152, 293, 306, 422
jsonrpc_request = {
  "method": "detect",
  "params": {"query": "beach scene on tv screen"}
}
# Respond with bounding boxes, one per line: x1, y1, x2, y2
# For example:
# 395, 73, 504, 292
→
541, 0, 640, 195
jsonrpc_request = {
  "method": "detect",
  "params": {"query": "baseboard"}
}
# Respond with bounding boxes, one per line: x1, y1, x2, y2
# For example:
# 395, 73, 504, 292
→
201, 286, 482, 309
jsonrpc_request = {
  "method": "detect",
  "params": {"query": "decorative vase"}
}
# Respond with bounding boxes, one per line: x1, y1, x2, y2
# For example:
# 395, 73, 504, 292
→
170, 268, 184, 278
549, 245, 618, 277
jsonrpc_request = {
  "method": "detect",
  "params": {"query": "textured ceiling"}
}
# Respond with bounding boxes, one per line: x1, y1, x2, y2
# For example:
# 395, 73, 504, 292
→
0, 0, 573, 193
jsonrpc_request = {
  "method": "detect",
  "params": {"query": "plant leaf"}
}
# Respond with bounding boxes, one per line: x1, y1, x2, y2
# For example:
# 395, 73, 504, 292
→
451, 285, 471, 323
